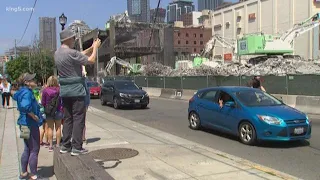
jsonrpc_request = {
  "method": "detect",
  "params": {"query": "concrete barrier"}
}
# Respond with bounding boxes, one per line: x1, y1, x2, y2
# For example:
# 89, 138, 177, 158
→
54, 149, 114, 180
295, 96, 320, 114
144, 87, 320, 115
272, 94, 297, 108
142, 87, 161, 97
160, 88, 183, 99
181, 89, 197, 101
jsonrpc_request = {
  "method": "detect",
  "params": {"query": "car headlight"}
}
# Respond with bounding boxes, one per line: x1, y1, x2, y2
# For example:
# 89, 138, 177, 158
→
119, 93, 128, 97
306, 115, 311, 123
257, 115, 282, 125
145, 93, 149, 97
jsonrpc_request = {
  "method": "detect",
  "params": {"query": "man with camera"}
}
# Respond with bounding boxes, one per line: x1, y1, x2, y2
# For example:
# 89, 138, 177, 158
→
54, 29, 101, 156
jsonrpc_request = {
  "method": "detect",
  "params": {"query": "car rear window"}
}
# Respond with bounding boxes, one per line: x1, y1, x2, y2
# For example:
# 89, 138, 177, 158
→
115, 81, 139, 90
87, 82, 99, 87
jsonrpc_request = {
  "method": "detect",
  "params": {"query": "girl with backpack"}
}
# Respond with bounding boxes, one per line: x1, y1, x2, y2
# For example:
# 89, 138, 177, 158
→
41, 76, 63, 152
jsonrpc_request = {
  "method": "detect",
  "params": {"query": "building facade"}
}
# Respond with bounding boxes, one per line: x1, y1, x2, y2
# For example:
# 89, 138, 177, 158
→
167, 0, 195, 23
127, 0, 150, 22
198, 0, 224, 11
211, 0, 320, 59
39, 17, 57, 51
150, 8, 166, 23
174, 27, 212, 57
198, 10, 212, 28
182, 11, 202, 26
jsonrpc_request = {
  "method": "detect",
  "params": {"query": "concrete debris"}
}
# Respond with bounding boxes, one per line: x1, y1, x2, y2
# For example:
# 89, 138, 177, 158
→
141, 58, 320, 76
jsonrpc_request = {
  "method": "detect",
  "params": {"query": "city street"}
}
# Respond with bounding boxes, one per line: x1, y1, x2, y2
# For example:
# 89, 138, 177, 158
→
91, 97, 320, 180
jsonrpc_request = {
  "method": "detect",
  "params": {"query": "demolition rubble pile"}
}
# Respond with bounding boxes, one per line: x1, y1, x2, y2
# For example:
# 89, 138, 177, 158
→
142, 58, 320, 77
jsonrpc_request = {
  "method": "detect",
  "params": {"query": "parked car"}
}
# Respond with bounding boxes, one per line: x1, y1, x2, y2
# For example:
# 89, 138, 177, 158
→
188, 86, 311, 145
87, 81, 101, 98
100, 80, 149, 109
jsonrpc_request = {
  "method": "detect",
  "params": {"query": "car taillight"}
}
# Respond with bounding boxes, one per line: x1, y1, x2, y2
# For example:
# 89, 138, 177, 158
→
189, 96, 195, 103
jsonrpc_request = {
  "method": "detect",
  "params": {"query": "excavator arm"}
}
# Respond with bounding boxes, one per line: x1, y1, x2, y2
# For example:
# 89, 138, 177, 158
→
280, 13, 320, 45
105, 56, 134, 75
200, 34, 237, 57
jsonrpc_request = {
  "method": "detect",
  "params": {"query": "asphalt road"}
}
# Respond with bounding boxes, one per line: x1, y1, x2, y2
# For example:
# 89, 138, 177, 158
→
90, 97, 320, 180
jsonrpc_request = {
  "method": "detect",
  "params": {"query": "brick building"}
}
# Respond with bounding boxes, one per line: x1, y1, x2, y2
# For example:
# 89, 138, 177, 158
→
174, 27, 212, 56
181, 11, 202, 27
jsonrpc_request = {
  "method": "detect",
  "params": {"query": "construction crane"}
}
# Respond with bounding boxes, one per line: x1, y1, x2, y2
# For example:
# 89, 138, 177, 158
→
237, 12, 320, 63
104, 56, 142, 75
200, 34, 237, 57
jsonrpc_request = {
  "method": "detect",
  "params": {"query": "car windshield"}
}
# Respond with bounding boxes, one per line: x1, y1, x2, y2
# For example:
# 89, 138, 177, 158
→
235, 90, 283, 107
87, 82, 99, 87
115, 81, 139, 90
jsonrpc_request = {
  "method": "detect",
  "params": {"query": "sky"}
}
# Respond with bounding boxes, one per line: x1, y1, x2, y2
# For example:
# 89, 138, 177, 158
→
0, 0, 237, 54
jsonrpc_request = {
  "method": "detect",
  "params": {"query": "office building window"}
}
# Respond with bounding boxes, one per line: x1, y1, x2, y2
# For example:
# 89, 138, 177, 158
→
186, 41, 189, 44
186, 33, 189, 37
194, 33, 196, 37
194, 48, 197, 52
200, 41, 203, 45
178, 40, 180, 44
178, 32, 180, 37
194, 41, 197, 45
200, 34, 203, 38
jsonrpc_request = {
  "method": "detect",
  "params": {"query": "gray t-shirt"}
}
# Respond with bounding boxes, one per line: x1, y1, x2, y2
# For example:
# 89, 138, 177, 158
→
54, 47, 89, 77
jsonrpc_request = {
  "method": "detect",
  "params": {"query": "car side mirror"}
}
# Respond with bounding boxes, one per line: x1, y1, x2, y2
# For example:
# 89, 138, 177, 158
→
225, 101, 236, 108
109, 87, 114, 91
139, 87, 142, 90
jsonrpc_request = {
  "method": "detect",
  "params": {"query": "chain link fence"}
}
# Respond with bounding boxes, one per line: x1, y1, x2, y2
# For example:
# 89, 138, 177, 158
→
107, 75, 320, 96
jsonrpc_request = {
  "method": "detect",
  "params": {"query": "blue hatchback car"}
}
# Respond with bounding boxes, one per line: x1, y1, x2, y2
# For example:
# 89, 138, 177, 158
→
188, 86, 312, 145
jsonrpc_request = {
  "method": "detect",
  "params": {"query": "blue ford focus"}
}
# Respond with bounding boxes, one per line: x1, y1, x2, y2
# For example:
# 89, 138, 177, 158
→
188, 86, 312, 145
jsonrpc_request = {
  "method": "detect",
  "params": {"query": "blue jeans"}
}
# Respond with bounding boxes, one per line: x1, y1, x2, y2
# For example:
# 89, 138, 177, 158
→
21, 126, 40, 175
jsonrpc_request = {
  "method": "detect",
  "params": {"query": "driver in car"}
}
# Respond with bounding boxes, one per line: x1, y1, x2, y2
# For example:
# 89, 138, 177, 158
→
218, 93, 233, 108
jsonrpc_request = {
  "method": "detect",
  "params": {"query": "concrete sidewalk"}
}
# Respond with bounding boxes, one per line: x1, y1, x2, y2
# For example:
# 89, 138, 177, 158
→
85, 106, 299, 180
0, 102, 56, 180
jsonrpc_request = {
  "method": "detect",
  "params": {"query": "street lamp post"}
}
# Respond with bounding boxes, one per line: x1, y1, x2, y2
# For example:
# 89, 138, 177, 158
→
59, 13, 67, 30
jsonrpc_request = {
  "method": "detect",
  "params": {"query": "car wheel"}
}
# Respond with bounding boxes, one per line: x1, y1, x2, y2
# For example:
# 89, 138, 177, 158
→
238, 122, 256, 145
100, 95, 106, 105
113, 97, 120, 109
189, 112, 201, 130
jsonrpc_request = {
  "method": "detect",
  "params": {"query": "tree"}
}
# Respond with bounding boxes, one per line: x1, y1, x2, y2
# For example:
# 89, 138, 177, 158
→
5, 35, 55, 83
6, 55, 29, 80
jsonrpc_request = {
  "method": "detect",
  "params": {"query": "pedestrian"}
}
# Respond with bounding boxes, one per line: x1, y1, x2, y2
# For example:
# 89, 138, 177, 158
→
54, 28, 101, 156
83, 76, 90, 143
42, 76, 63, 152
252, 76, 266, 92
12, 73, 44, 180
35, 87, 49, 147
0, 78, 11, 108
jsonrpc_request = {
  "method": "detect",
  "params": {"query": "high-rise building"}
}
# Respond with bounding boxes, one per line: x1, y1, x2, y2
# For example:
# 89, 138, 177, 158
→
39, 17, 57, 51
150, 8, 166, 23
127, 0, 150, 22
198, 0, 224, 11
167, 0, 195, 23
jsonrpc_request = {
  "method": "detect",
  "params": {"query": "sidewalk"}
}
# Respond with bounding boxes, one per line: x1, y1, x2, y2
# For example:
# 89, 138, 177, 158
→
85, 106, 299, 180
0, 103, 299, 180
0, 101, 56, 180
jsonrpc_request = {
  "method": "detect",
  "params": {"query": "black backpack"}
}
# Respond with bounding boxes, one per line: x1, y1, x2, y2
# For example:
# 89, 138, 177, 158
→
45, 94, 59, 117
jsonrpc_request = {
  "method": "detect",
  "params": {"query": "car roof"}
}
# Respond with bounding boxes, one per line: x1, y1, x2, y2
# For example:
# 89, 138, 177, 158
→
198, 86, 257, 93
104, 80, 134, 83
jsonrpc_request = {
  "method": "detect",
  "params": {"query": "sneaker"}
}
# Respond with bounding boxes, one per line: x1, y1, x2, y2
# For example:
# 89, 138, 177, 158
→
59, 146, 71, 154
48, 147, 53, 152
71, 148, 89, 156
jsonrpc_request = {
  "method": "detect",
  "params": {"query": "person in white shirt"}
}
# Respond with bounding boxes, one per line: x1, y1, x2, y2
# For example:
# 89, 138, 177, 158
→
0, 79, 11, 108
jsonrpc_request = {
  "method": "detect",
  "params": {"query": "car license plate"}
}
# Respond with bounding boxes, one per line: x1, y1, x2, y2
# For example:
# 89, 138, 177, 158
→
94, 93, 98, 95
294, 127, 304, 135
134, 99, 140, 103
